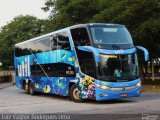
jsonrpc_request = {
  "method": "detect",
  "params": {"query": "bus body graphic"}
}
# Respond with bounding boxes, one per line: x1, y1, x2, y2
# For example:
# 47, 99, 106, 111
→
14, 23, 149, 102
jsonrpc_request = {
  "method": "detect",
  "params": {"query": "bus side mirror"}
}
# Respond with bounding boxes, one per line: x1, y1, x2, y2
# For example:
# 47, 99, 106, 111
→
136, 46, 149, 61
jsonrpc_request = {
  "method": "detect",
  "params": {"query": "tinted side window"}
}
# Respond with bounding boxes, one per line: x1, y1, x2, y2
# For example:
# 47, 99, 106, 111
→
23, 44, 30, 55
57, 32, 71, 51
71, 28, 90, 46
37, 39, 46, 52
15, 46, 23, 57
27, 41, 37, 54
15, 44, 30, 57
51, 35, 58, 50
15, 31, 70, 57
45, 38, 51, 51
37, 37, 51, 52
31, 63, 76, 77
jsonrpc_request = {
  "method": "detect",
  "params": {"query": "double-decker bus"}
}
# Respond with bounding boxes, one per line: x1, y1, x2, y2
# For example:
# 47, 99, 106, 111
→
14, 23, 149, 102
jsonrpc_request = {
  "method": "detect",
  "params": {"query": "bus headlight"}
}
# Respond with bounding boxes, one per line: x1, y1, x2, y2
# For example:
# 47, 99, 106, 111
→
95, 83, 110, 90
136, 82, 141, 87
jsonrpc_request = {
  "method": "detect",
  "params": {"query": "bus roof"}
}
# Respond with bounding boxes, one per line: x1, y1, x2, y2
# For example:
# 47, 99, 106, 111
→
15, 23, 124, 46
69, 23, 124, 29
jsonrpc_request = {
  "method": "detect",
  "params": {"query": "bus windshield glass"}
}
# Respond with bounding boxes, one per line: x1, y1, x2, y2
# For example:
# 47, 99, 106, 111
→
90, 25, 134, 49
97, 53, 139, 81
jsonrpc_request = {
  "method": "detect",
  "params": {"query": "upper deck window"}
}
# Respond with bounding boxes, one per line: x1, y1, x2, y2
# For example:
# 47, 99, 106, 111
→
70, 27, 90, 46
90, 25, 134, 49
15, 31, 71, 57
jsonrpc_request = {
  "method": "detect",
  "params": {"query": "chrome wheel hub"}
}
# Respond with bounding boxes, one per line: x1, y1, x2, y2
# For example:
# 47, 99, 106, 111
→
73, 88, 80, 100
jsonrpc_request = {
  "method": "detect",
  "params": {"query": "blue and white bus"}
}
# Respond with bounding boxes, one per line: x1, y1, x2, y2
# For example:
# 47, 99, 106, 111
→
14, 23, 149, 102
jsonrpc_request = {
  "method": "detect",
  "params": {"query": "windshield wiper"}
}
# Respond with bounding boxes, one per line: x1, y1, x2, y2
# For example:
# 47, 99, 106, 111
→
112, 45, 120, 49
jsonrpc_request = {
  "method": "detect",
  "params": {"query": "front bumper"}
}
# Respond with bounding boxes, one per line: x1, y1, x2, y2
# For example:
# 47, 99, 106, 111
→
95, 79, 141, 101
95, 86, 141, 101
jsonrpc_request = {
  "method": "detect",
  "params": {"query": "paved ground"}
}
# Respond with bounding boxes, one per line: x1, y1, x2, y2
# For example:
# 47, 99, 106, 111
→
0, 83, 12, 89
0, 84, 160, 119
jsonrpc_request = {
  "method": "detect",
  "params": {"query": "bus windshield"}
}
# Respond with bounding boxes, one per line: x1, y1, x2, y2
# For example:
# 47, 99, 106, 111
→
97, 53, 139, 81
90, 25, 134, 49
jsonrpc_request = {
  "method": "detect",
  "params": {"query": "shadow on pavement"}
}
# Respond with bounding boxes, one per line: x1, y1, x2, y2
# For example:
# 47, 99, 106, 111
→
17, 85, 160, 104
19, 90, 135, 104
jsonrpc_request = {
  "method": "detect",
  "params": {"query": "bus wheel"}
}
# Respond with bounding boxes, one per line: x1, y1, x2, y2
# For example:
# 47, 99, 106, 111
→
29, 82, 35, 95
24, 81, 29, 94
69, 84, 83, 102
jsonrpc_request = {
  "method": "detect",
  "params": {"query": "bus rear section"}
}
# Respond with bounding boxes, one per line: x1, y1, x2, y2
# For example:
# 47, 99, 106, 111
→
14, 30, 79, 97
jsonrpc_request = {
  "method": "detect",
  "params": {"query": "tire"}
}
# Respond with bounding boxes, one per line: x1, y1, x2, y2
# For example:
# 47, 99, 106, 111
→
24, 81, 29, 94
69, 84, 83, 102
29, 82, 35, 95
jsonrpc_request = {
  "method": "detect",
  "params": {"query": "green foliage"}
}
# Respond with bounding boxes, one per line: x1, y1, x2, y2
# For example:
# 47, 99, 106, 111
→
42, 0, 100, 29
43, 0, 160, 59
0, 15, 53, 68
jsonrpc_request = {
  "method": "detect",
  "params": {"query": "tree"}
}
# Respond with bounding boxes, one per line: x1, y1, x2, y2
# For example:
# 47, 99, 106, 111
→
0, 15, 53, 68
42, 0, 100, 29
43, 0, 160, 59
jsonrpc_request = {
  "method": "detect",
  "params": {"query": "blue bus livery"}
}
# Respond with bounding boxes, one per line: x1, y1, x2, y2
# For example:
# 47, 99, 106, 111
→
14, 23, 149, 102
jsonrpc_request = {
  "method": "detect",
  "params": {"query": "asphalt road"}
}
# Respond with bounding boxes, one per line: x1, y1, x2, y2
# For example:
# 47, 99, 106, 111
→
0, 86, 160, 120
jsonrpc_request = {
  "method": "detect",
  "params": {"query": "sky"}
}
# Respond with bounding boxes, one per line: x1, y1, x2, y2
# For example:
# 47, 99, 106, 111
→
0, 0, 49, 27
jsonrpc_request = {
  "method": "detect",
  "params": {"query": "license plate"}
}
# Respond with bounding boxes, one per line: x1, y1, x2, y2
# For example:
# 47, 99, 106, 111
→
120, 93, 128, 97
